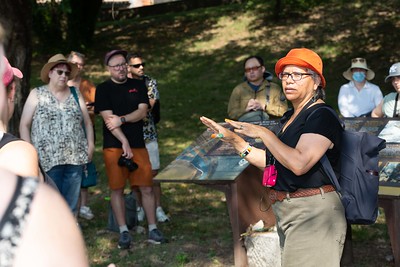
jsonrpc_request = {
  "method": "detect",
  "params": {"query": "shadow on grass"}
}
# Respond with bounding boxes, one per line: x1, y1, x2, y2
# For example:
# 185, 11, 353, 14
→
72, 1, 400, 266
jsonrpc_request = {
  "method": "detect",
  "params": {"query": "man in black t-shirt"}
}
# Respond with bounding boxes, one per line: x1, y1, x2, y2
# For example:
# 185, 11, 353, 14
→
95, 50, 167, 249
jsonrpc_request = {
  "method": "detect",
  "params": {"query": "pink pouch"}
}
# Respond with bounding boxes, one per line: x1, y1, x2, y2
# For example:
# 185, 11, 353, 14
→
262, 164, 277, 187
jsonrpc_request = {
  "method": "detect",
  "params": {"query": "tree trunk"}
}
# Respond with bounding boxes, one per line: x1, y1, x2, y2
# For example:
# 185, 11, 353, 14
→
67, 0, 103, 50
0, 0, 32, 136
274, 0, 282, 21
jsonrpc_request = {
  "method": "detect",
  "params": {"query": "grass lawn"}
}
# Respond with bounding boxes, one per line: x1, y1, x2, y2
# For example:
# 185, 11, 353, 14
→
32, 1, 399, 266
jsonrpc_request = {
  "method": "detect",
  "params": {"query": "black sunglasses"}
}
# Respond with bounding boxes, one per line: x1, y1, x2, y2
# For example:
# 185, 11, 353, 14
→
54, 69, 71, 76
129, 63, 145, 68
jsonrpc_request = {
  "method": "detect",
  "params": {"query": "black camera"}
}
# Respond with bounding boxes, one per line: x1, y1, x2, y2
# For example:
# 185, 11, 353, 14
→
118, 155, 138, 172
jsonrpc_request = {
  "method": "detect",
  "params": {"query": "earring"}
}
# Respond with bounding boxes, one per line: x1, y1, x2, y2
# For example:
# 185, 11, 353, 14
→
311, 93, 318, 103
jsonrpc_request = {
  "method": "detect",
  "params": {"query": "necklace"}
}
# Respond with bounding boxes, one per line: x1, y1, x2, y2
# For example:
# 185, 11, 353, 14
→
280, 98, 315, 134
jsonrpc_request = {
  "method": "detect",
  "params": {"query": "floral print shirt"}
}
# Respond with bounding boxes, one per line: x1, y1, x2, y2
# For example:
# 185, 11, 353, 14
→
31, 86, 88, 171
143, 75, 159, 142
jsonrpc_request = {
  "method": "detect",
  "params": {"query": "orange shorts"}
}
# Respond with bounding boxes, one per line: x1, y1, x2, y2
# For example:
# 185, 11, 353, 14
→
103, 148, 153, 190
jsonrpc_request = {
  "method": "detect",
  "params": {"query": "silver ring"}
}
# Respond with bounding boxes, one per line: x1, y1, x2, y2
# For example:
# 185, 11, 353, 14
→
240, 125, 244, 130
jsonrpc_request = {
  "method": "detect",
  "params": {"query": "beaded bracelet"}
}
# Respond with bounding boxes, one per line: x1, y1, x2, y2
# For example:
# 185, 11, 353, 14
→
239, 144, 252, 158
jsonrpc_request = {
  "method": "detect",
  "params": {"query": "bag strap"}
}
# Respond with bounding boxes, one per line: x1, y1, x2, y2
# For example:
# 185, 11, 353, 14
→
306, 105, 343, 192
69, 86, 87, 137
320, 155, 341, 192
265, 149, 275, 166
265, 81, 271, 103
70, 86, 79, 106
393, 93, 399, 117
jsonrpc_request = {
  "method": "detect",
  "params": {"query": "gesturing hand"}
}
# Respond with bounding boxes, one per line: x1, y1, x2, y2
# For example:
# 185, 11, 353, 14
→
225, 119, 264, 139
199, 116, 237, 142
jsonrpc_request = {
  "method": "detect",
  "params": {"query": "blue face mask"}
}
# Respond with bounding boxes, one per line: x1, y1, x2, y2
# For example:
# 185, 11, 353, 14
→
352, 71, 366, 82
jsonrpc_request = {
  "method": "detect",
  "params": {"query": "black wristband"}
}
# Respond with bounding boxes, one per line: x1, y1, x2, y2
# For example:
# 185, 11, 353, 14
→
120, 116, 126, 124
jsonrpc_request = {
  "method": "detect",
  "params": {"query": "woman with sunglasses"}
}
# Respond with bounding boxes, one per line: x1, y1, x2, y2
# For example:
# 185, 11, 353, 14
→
338, 57, 383, 117
0, 25, 89, 267
19, 54, 94, 216
201, 48, 346, 266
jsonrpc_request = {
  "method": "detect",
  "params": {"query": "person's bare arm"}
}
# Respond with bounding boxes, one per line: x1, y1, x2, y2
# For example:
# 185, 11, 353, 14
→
200, 117, 332, 176
19, 89, 38, 143
0, 141, 39, 177
371, 99, 384, 118
105, 103, 148, 131
149, 98, 156, 109
77, 90, 95, 160
99, 110, 132, 158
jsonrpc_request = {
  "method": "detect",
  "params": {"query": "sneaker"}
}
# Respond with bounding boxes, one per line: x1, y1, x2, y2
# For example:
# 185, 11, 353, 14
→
79, 206, 94, 220
148, 228, 168, 244
156, 207, 170, 222
118, 231, 132, 249
137, 206, 145, 222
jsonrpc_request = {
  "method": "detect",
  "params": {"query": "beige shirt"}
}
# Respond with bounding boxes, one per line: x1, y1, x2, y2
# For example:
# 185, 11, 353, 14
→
227, 79, 288, 120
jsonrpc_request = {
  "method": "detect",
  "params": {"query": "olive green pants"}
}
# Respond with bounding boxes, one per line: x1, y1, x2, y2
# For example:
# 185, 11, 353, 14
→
272, 191, 347, 267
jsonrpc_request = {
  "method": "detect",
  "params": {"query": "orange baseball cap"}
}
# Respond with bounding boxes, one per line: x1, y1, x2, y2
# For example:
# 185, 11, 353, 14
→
275, 48, 326, 88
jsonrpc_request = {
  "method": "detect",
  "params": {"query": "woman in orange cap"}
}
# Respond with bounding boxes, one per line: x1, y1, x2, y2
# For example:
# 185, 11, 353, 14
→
201, 48, 346, 266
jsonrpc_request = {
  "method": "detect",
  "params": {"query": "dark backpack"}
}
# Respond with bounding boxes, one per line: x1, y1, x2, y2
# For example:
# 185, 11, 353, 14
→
309, 106, 386, 224
152, 99, 161, 124
107, 192, 138, 232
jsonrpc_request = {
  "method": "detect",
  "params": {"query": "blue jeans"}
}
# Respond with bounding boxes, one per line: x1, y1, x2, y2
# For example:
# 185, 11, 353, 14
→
47, 164, 83, 213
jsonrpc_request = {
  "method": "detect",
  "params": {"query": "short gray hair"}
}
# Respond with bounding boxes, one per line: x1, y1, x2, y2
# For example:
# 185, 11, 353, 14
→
67, 51, 86, 62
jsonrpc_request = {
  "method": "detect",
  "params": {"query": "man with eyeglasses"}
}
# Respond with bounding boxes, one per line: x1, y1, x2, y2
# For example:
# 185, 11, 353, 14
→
338, 57, 383, 117
126, 52, 170, 224
227, 55, 288, 122
95, 50, 167, 249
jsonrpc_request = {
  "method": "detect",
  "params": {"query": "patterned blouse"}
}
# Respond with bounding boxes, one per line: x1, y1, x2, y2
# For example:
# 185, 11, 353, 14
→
31, 86, 88, 172
143, 75, 159, 142
0, 176, 39, 267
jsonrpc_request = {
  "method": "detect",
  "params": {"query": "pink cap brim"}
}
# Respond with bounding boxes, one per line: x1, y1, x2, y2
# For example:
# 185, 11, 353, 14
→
11, 66, 23, 79
2, 56, 23, 86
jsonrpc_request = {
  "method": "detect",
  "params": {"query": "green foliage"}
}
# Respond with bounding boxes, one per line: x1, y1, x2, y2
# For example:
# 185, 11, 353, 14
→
31, 0, 66, 52
31, 1, 398, 265
175, 252, 190, 265
65, 0, 103, 51
31, 0, 102, 54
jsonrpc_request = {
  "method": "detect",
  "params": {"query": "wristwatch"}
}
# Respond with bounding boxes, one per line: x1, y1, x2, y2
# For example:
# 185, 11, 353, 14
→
120, 116, 126, 124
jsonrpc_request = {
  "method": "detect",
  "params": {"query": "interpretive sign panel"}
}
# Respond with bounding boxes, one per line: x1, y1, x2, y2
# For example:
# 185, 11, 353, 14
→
157, 117, 400, 195
156, 121, 280, 183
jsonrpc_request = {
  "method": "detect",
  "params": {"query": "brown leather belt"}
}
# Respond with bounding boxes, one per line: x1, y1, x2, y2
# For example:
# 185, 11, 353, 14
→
269, 185, 336, 204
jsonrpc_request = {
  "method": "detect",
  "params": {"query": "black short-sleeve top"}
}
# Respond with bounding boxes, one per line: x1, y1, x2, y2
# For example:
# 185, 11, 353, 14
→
274, 103, 343, 192
95, 78, 150, 149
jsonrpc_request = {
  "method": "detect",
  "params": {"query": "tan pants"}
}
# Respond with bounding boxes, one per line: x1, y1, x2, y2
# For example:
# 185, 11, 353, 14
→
272, 191, 347, 267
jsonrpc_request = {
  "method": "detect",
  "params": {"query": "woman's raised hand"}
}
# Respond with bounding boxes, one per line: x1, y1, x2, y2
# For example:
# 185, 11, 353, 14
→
225, 119, 264, 139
